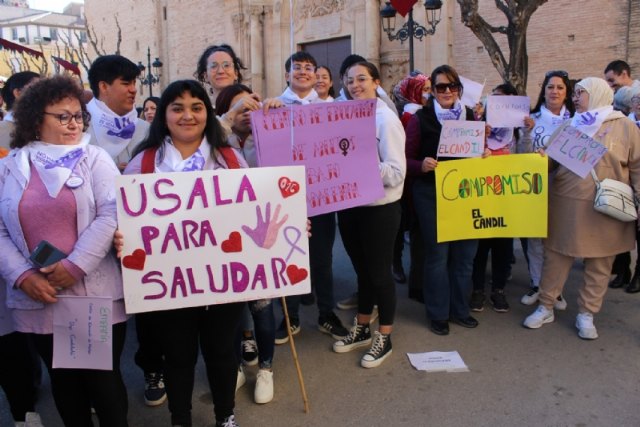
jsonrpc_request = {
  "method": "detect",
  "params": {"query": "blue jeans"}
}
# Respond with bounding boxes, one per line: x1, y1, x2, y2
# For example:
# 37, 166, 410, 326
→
247, 299, 275, 369
284, 212, 336, 320
413, 180, 478, 321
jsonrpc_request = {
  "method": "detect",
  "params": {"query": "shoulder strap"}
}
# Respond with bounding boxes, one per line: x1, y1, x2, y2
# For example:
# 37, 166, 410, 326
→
141, 147, 158, 174
218, 146, 241, 169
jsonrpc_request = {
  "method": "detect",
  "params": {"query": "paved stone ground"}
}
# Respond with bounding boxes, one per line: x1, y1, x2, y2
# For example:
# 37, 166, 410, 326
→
2, 237, 640, 427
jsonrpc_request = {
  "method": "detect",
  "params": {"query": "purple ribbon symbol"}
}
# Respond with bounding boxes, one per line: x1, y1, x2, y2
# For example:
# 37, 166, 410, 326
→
283, 226, 305, 262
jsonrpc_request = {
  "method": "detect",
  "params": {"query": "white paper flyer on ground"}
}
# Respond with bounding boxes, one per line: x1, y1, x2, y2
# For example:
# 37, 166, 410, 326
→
407, 351, 469, 372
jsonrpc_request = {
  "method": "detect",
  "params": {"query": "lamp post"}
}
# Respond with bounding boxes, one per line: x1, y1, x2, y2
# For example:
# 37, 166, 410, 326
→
380, 0, 443, 73
137, 47, 163, 97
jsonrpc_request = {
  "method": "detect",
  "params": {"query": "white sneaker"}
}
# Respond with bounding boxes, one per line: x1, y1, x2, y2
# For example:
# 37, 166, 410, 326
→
554, 295, 568, 311
236, 367, 246, 392
520, 286, 539, 305
576, 312, 598, 340
254, 369, 274, 404
523, 305, 554, 329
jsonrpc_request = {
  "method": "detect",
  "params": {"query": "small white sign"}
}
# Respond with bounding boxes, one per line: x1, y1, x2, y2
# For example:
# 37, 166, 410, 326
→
407, 351, 469, 372
460, 76, 485, 108
486, 95, 531, 128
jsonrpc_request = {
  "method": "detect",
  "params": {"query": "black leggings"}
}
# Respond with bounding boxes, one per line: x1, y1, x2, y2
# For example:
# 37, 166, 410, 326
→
159, 303, 244, 426
31, 322, 128, 427
0, 332, 37, 421
338, 202, 401, 326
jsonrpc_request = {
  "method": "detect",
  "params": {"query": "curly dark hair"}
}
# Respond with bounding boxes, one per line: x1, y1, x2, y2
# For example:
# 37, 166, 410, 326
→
132, 80, 229, 163
11, 75, 89, 149
194, 44, 246, 86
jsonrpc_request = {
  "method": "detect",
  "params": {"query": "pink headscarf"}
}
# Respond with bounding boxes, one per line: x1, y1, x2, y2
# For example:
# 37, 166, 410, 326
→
394, 74, 429, 106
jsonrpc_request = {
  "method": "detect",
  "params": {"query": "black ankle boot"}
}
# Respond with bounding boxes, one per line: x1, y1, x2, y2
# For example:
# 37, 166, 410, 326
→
609, 268, 631, 289
625, 270, 640, 293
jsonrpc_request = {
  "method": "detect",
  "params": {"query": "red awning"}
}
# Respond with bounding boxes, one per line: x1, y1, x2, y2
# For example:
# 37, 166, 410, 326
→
0, 37, 44, 59
52, 56, 81, 75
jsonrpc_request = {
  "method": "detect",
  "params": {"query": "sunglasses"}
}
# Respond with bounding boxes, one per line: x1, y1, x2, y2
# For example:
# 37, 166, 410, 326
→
546, 70, 568, 78
434, 83, 461, 94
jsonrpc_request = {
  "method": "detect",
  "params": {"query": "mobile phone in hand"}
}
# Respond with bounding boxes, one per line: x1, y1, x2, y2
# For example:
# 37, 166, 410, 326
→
29, 240, 67, 267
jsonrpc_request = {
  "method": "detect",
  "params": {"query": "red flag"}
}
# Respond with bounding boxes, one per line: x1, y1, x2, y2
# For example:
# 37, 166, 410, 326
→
0, 37, 44, 59
52, 56, 81, 76
391, 0, 418, 17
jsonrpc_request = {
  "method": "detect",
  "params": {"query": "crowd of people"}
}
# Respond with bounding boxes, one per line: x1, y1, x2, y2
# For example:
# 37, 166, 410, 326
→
0, 44, 639, 427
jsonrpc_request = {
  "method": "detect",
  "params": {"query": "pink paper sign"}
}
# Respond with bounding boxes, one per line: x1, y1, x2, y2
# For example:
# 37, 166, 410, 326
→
545, 125, 608, 178
251, 100, 385, 216
53, 296, 113, 370
116, 166, 311, 314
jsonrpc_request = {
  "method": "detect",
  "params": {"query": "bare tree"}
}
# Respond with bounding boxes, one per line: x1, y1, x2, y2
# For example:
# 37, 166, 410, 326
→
457, 0, 548, 94
86, 14, 122, 57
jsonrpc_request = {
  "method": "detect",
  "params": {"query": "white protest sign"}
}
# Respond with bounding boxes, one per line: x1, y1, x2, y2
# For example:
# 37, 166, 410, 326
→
406, 351, 469, 372
437, 120, 486, 158
116, 166, 310, 314
486, 95, 531, 128
545, 125, 608, 178
53, 296, 113, 370
460, 76, 484, 108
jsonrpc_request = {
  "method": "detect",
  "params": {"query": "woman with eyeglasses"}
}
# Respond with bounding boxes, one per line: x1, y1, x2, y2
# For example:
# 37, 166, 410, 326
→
517, 70, 575, 308
0, 76, 128, 425
523, 77, 640, 339
406, 64, 484, 336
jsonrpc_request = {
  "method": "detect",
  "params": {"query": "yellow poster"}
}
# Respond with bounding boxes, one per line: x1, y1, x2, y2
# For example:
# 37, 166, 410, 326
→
434, 153, 548, 243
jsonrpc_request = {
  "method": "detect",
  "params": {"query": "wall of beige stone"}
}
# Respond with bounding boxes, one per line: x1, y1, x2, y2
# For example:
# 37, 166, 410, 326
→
84, 0, 638, 105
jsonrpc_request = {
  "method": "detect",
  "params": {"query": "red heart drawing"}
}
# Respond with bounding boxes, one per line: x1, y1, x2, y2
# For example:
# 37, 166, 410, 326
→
286, 264, 308, 285
278, 176, 300, 198
123, 249, 146, 270
221, 231, 242, 253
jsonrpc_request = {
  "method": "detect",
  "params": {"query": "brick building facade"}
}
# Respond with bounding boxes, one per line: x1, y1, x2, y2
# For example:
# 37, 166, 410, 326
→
83, 0, 639, 103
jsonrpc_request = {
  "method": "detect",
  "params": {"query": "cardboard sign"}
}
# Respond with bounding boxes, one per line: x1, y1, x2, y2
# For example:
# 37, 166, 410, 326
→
116, 166, 311, 314
545, 125, 607, 178
486, 95, 531, 128
251, 100, 385, 216
438, 120, 486, 158
435, 154, 548, 242
460, 76, 484, 108
53, 296, 113, 370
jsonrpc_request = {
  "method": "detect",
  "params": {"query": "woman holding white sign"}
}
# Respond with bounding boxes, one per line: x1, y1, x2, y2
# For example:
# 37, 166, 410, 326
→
332, 61, 406, 368
523, 77, 640, 340
520, 70, 575, 307
0, 76, 128, 426
405, 64, 482, 336
124, 80, 247, 427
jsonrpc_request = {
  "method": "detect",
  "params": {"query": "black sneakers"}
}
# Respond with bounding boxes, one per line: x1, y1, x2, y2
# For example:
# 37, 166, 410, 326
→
470, 290, 485, 312
274, 318, 300, 345
332, 321, 371, 353
241, 338, 258, 366
144, 372, 167, 406
490, 290, 510, 313
361, 331, 393, 368
318, 312, 349, 339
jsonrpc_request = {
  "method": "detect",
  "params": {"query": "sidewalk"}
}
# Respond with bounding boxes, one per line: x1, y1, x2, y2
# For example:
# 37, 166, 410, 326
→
2, 239, 639, 426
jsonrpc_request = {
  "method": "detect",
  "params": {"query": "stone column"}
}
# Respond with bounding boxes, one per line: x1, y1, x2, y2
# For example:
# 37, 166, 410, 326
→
249, 6, 264, 96
364, 0, 381, 67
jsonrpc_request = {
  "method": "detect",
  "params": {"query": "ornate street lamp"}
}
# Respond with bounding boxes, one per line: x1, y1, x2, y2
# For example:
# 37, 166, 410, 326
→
381, 0, 443, 72
137, 47, 163, 97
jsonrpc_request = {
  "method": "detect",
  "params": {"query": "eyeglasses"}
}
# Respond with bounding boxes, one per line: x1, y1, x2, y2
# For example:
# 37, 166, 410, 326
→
292, 64, 316, 73
573, 88, 587, 98
434, 83, 461, 94
44, 111, 89, 125
208, 61, 234, 72
546, 70, 568, 78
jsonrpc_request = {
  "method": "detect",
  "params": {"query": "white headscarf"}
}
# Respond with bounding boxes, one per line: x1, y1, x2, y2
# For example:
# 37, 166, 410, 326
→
570, 77, 616, 137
